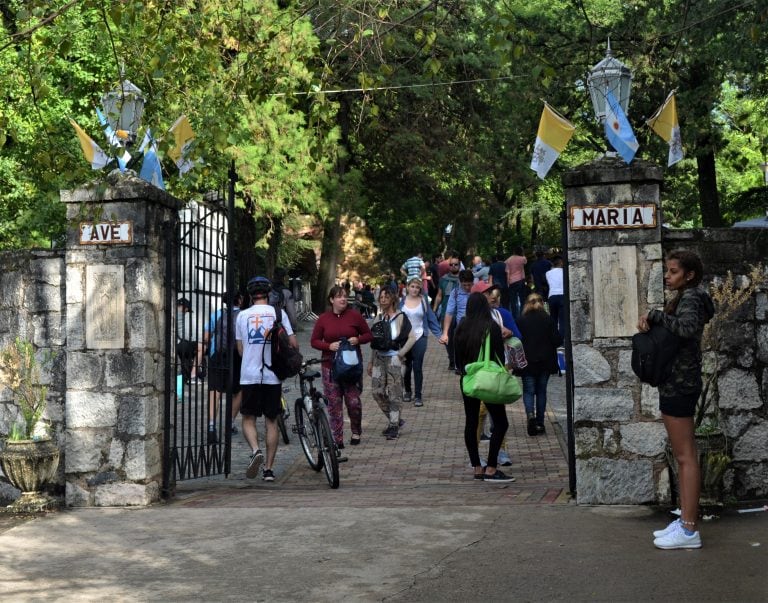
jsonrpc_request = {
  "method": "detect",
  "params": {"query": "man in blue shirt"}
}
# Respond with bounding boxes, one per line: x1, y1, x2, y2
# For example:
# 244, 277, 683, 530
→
438, 269, 473, 373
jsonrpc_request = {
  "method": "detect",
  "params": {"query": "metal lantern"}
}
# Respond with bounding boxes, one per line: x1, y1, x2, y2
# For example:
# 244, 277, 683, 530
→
100, 79, 145, 143
587, 40, 632, 122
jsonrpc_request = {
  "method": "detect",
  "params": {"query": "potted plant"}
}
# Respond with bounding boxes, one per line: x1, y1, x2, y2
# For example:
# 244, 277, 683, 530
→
0, 337, 60, 511
667, 264, 766, 510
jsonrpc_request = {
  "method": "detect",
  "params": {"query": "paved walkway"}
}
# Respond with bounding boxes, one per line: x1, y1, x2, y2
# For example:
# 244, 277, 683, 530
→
173, 318, 571, 508
3, 321, 767, 602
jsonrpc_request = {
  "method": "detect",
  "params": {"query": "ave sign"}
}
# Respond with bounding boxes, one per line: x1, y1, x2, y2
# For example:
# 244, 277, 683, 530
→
570, 204, 656, 230
79, 221, 133, 245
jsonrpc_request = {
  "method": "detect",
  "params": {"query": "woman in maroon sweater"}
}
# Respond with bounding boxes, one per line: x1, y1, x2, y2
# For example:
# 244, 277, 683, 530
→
311, 285, 373, 447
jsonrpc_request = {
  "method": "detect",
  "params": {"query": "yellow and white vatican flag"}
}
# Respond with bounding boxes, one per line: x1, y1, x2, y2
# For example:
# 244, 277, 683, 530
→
69, 118, 111, 169
530, 103, 576, 179
646, 91, 684, 167
167, 115, 196, 174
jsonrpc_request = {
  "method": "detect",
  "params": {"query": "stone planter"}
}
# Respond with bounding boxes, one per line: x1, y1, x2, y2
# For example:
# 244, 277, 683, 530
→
0, 439, 60, 512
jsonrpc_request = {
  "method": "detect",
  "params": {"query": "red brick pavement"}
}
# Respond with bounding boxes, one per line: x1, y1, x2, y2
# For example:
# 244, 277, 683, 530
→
173, 320, 572, 508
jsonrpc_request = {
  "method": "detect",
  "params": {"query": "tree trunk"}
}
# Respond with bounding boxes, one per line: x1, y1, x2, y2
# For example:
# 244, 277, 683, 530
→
696, 147, 723, 227
265, 215, 282, 279
315, 212, 342, 313
530, 209, 540, 248
313, 95, 352, 313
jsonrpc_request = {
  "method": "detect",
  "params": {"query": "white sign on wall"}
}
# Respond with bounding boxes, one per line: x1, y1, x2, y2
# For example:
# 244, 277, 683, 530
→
571, 205, 656, 230
80, 221, 133, 245
592, 246, 638, 338
86, 265, 125, 349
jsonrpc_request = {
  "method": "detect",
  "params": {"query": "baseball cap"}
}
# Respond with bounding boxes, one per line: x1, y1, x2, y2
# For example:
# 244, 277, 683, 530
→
471, 281, 496, 294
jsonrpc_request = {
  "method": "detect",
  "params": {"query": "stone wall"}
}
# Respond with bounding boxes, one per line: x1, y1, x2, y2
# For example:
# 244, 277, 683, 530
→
0, 173, 179, 507
0, 250, 67, 500
563, 158, 669, 504
663, 228, 768, 499
60, 173, 179, 506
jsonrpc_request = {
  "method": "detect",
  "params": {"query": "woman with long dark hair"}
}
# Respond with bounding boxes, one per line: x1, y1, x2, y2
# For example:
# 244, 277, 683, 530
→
637, 249, 714, 550
453, 292, 515, 482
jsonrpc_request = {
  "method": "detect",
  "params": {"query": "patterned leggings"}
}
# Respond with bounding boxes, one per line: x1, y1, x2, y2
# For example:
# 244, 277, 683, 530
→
321, 366, 362, 446
371, 353, 404, 426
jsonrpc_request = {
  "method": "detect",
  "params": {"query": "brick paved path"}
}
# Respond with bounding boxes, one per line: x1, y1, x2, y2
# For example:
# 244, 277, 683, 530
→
173, 320, 571, 508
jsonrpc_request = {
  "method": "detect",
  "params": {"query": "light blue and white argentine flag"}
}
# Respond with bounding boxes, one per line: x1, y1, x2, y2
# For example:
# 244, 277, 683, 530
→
604, 90, 639, 163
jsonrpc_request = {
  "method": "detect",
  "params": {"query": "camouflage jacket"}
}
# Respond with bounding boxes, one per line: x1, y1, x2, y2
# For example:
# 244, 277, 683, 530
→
648, 286, 715, 397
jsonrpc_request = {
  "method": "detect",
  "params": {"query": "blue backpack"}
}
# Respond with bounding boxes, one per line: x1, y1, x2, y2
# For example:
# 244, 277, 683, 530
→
332, 337, 363, 383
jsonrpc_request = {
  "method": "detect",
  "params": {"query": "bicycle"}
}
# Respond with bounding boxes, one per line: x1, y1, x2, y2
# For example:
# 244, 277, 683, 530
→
277, 392, 291, 445
291, 357, 344, 488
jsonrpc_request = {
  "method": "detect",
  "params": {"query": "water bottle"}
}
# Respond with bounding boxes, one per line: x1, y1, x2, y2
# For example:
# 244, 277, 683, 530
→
304, 395, 313, 414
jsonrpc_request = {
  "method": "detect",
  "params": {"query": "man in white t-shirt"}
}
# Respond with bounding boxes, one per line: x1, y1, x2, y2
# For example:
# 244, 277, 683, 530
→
236, 276, 298, 482
545, 256, 565, 339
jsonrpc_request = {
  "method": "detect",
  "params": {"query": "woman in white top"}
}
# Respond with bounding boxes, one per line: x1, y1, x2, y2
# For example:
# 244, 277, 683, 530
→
545, 255, 565, 339
399, 277, 442, 407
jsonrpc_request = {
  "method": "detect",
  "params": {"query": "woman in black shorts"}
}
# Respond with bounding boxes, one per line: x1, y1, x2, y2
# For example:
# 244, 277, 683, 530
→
637, 250, 714, 550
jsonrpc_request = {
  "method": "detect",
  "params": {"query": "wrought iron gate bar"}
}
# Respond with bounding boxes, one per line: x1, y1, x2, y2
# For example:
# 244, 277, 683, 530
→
162, 187, 235, 497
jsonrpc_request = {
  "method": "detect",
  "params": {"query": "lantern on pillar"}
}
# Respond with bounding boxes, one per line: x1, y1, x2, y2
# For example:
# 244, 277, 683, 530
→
100, 79, 145, 146
587, 39, 633, 122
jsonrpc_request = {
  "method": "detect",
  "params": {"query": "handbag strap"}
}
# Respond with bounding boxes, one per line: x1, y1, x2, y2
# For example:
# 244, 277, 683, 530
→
483, 332, 492, 367
475, 331, 492, 366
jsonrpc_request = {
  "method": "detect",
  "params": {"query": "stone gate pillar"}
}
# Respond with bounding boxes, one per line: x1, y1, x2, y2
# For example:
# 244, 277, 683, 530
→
60, 172, 179, 506
562, 157, 668, 504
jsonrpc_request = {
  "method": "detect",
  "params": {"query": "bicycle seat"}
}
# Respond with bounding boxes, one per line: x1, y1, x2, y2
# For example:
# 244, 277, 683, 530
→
303, 369, 321, 380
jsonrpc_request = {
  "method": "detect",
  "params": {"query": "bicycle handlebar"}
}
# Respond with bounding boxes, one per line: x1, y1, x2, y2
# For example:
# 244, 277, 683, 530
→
301, 358, 323, 368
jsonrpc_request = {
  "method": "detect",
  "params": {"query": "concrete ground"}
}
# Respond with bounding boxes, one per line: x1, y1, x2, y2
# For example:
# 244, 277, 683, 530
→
0, 320, 766, 601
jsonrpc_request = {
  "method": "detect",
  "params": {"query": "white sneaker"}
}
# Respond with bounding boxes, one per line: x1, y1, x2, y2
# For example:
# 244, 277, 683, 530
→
653, 523, 702, 550
653, 519, 680, 538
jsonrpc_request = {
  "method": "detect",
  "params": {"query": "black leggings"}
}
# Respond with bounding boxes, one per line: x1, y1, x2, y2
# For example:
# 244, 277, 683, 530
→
461, 385, 509, 469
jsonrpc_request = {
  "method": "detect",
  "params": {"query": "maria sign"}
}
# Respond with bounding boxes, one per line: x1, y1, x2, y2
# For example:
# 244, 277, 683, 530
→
570, 205, 656, 230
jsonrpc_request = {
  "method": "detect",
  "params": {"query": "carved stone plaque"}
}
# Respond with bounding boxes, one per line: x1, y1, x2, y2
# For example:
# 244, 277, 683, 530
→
592, 246, 638, 338
86, 265, 125, 349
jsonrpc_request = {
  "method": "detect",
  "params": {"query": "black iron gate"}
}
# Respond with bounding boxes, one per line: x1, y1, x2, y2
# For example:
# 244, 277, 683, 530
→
162, 169, 237, 497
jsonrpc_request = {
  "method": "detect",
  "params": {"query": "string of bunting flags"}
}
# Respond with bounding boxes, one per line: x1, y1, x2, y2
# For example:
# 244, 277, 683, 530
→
530, 91, 684, 179
68, 113, 197, 190
70, 91, 680, 186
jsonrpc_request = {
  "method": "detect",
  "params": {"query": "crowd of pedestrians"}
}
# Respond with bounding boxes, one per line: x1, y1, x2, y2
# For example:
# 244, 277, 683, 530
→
177, 244, 715, 552
178, 247, 570, 484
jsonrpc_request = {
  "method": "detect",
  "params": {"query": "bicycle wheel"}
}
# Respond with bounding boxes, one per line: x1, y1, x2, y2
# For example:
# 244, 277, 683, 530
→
315, 400, 339, 489
294, 398, 321, 471
278, 398, 290, 444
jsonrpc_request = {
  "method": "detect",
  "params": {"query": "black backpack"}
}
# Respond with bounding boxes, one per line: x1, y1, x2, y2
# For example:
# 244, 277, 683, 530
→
371, 312, 411, 351
209, 307, 238, 368
262, 306, 303, 380
631, 324, 681, 387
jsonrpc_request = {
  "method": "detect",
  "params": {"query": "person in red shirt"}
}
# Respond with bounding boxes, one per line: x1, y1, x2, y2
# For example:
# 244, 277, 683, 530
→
311, 286, 373, 447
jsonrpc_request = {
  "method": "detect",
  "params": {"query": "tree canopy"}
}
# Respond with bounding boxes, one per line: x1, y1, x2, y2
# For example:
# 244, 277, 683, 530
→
1, 0, 766, 290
